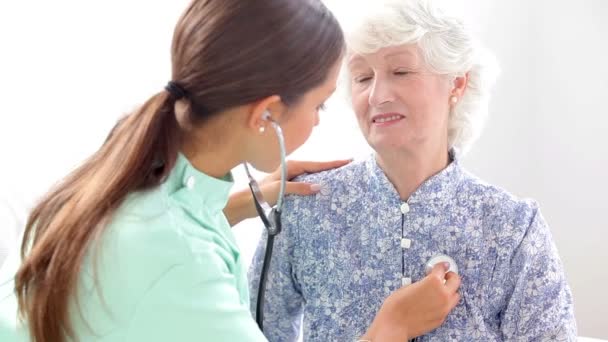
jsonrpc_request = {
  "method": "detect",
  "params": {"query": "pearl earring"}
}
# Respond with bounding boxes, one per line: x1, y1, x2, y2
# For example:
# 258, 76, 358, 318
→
450, 96, 458, 104
258, 126, 266, 134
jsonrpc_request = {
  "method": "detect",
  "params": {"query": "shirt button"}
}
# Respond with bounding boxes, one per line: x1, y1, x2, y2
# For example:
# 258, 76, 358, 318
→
400, 202, 410, 214
401, 277, 412, 287
401, 238, 412, 249
185, 176, 195, 189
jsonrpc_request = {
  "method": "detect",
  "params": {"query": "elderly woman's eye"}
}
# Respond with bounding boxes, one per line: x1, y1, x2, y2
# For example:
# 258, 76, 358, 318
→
394, 70, 410, 76
355, 76, 373, 83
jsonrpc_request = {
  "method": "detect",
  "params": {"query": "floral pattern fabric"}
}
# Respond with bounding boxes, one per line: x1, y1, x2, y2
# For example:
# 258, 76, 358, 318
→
248, 152, 576, 342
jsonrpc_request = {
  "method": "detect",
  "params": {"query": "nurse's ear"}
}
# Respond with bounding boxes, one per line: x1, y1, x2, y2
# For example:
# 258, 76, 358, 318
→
247, 95, 286, 134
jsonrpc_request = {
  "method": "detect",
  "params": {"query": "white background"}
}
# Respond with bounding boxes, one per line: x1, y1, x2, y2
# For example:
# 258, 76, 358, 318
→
0, 0, 606, 339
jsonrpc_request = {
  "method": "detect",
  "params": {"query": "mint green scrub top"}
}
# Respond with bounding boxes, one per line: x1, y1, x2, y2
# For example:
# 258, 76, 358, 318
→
0, 154, 267, 341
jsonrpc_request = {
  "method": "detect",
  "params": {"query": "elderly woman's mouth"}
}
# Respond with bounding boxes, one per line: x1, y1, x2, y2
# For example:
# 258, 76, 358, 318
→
371, 113, 405, 125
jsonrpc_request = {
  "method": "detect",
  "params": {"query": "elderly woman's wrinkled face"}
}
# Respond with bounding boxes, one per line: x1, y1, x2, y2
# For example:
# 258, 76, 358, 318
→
348, 44, 453, 153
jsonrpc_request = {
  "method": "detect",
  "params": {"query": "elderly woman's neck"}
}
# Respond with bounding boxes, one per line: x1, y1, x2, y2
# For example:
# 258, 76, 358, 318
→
376, 145, 450, 201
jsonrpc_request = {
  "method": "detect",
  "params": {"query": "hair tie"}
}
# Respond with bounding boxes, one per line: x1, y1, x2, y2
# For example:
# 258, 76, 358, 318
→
165, 81, 187, 100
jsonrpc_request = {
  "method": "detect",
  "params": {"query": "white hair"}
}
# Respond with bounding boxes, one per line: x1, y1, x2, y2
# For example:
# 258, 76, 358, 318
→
339, 0, 500, 154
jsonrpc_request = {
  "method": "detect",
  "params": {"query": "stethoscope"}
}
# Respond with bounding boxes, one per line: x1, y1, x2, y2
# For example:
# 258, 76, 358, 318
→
243, 111, 286, 331
244, 112, 460, 333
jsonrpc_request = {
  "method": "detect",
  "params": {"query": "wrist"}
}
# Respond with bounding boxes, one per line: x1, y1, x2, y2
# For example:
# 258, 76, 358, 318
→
364, 305, 410, 342
224, 190, 251, 226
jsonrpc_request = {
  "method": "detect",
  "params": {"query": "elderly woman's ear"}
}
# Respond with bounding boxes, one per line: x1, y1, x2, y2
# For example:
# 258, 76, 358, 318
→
450, 72, 469, 105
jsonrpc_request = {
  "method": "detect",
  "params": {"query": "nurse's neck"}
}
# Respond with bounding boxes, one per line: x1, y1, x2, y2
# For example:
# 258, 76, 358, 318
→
181, 142, 240, 180
375, 142, 450, 201
179, 110, 245, 179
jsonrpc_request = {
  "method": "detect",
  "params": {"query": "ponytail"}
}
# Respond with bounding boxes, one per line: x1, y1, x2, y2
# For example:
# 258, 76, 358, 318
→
15, 90, 181, 342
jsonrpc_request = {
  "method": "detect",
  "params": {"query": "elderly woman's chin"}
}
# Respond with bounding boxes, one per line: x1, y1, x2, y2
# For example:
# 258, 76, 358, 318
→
365, 126, 413, 151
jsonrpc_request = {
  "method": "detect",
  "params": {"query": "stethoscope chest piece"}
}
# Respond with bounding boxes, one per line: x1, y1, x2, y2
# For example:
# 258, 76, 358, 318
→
425, 254, 459, 275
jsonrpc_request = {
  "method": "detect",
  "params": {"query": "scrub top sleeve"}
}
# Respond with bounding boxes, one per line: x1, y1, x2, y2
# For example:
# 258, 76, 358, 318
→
124, 253, 267, 342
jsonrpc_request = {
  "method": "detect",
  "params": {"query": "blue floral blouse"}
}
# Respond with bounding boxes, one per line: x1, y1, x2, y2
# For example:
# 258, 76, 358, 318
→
248, 152, 576, 341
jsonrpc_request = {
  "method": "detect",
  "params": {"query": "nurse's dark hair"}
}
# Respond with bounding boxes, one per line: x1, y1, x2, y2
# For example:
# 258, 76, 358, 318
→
14, 1, 344, 341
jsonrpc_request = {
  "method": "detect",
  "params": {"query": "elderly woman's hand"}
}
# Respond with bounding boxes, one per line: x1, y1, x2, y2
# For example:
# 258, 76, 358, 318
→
224, 159, 351, 226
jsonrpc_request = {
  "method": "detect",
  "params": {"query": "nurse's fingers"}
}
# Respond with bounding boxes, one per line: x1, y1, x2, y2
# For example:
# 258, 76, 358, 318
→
448, 291, 461, 311
285, 159, 352, 179
260, 181, 321, 207
444, 271, 461, 293
427, 262, 450, 278
284, 182, 322, 196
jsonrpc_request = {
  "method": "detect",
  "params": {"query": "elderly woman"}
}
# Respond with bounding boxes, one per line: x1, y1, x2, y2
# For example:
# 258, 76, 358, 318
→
248, 0, 577, 341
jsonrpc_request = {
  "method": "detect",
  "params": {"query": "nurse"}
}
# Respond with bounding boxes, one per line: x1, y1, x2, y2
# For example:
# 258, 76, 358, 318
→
0, 0, 461, 341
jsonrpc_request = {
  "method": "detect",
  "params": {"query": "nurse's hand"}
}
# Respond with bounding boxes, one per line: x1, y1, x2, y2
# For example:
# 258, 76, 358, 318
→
361, 262, 461, 341
224, 159, 351, 226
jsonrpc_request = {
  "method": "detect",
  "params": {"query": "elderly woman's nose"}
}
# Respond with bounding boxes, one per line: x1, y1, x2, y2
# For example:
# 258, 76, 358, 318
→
369, 77, 396, 107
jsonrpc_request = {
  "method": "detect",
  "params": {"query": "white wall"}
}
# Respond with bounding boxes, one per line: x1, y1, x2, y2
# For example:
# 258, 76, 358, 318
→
460, 1, 608, 338
0, 0, 606, 339
0, 0, 189, 198
538, 1, 608, 337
